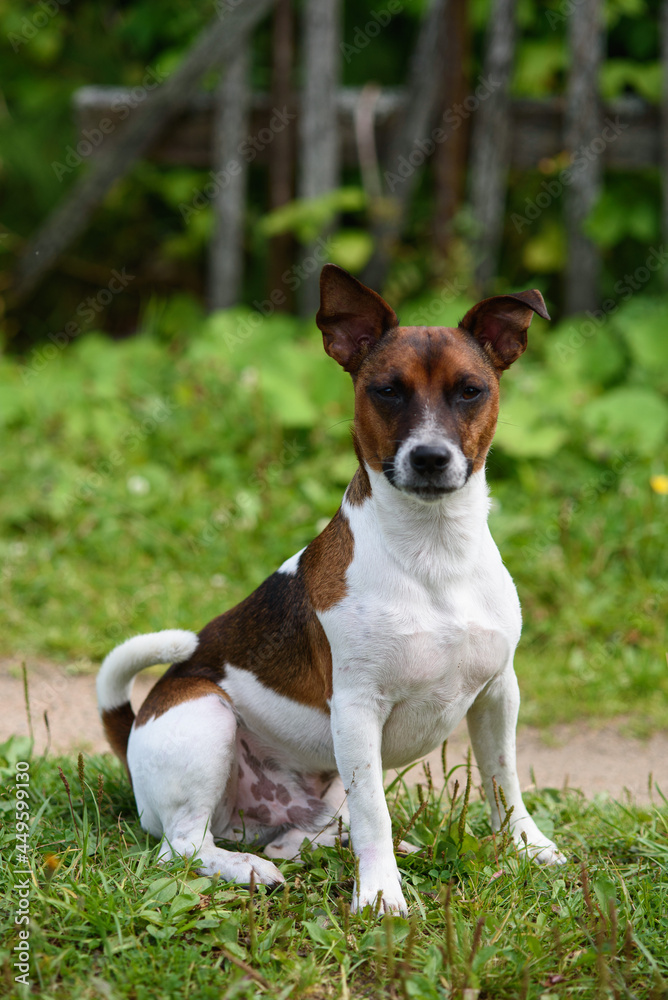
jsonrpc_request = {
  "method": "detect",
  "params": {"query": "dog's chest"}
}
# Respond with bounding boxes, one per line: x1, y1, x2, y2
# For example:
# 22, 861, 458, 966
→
327, 569, 513, 691
319, 500, 520, 763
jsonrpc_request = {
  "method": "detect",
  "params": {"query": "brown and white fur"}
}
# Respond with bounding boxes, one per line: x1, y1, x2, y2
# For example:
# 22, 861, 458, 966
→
97, 264, 565, 914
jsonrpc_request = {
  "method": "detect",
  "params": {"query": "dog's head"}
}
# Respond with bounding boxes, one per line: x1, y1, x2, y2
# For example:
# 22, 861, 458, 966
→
316, 264, 549, 501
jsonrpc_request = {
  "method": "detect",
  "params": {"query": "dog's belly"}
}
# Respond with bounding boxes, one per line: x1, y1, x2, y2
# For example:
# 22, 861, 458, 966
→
222, 728, 343, 842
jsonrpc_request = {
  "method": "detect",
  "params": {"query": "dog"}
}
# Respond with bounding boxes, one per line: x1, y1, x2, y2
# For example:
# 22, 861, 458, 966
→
97, 263, 565, 915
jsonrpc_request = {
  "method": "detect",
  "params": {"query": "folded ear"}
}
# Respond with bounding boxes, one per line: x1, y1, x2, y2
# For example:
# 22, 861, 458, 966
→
459, 290, 550, 370
316, 264, 398, 374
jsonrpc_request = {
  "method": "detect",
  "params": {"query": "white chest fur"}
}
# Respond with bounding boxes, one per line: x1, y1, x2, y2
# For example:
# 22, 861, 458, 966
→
319, 468, 522, 768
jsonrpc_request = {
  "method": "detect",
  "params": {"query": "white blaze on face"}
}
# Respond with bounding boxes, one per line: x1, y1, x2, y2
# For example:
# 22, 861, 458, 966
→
392, 412, 469, 495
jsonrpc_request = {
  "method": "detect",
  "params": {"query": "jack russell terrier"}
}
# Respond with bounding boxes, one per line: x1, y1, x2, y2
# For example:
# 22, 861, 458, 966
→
98, 264, 565, 914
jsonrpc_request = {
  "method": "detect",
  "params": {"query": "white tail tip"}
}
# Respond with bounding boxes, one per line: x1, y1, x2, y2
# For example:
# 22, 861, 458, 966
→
97, 629, 198, 712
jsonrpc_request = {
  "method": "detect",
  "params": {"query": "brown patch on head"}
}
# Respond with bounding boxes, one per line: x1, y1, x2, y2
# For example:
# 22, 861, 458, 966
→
159, 514, 355, 713
101, 703, 135, 772
134, 676, 230, 728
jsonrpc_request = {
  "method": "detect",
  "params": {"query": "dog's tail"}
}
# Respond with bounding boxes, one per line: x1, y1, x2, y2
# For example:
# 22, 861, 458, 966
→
97, 630, 198, 765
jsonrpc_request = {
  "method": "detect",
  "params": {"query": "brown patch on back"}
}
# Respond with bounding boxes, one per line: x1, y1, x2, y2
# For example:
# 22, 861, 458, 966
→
134, 676, 231, 728
101, 703, 135, 771
158, 512, 356, 713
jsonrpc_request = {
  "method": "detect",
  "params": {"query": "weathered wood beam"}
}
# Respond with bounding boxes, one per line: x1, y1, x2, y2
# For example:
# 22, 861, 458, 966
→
433, 0, 470, 259
267, 0, 296, 307
298, 0, 342, 315
207, 44, 252, 312
362, 0, 451, 290
564, 0, 604, 315
469, 0, 518, 293
13, 0, 276, 303
73, 89, 657, 171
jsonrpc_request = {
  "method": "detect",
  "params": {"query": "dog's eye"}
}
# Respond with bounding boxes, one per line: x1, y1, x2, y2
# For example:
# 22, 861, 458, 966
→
377, 386, 398, 398
461, 385, 481, 401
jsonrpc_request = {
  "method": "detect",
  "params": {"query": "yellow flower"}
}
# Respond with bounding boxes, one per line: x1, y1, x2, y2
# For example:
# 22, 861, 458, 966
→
650, 474, 668, 495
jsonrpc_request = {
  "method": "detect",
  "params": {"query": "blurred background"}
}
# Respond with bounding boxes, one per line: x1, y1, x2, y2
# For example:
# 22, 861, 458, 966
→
0, 0, 666, 732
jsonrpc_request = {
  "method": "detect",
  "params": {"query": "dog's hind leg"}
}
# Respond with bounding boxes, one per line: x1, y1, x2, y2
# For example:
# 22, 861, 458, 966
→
127, 684, 285, 887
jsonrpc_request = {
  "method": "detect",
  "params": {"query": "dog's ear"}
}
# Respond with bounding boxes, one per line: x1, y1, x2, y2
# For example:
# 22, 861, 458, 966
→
316, 264, 398, 374
459, 290, 550, 371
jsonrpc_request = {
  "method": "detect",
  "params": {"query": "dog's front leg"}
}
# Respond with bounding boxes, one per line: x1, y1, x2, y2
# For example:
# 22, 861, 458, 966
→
467, 667, 566, 865
330, 693, 407, 915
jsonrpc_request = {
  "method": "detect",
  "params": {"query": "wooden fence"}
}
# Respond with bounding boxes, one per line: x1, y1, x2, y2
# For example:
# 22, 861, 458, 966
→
14, 0, 668, 315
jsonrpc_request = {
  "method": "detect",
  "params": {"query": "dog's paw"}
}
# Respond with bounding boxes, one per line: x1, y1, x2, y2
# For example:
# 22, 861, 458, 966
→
507, 816, 567, 866
395, 839, 421, 856
511, 825, 567, 866
352, 858, 407, 916
352, 881, 408, 916
193, 849, 285, 887
528, 842, 567, 866
223, 852, 286, 887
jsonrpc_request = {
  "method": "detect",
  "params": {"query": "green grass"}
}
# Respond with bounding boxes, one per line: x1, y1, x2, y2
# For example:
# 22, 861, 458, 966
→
1, 735, 667, 999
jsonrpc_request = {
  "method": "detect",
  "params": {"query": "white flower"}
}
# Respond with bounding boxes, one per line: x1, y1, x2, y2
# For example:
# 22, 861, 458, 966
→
127, 475, 150, 496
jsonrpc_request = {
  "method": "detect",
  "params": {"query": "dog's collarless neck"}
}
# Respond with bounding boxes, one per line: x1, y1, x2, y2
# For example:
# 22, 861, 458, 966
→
345, 465, 492, 580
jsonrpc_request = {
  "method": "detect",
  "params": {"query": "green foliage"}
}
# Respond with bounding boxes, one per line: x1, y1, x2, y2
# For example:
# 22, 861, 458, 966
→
1, 737, 667, 998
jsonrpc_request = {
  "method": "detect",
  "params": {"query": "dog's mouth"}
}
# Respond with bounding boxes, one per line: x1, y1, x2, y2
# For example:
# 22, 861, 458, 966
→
402, 484, 459, 501
382, 450, 472, 499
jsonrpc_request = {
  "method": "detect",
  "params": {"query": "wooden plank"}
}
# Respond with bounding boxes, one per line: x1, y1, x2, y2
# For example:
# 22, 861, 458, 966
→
13, 0, 276, 302
297, 0, 342, 315
468, 0, 518, 293
73, 88, 659, 171
433, 0, 471, 259
564, 0, 604, 315
362, 0, 451, 290
207, 43, 252, 311
267, 0, 296, 308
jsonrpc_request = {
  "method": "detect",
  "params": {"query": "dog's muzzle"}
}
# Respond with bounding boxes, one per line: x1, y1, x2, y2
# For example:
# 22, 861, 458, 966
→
387, 438, 471, 499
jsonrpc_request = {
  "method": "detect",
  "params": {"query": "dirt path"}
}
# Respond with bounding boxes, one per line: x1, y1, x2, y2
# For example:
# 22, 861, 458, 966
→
2, 658, 666, 802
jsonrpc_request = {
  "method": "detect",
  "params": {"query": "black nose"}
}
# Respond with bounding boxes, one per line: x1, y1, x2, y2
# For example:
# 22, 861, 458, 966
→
409, 445, 451, 476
